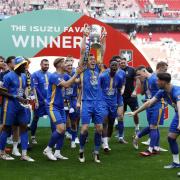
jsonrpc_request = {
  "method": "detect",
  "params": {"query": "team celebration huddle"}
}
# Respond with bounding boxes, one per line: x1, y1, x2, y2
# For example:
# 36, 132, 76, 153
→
0, 25, 180, 172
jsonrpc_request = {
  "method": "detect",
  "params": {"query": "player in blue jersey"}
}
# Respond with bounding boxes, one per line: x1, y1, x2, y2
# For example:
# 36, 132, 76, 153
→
30, 59, 51, 144
64, 59, 80, 148
43, 57, 82, 161
126, 72, 180, 170
99, 58, 124, 151
64, 56, 75, 140
0, 56, 34, 161
133, 62, 168, 156
77, 53, 104, 163
77, 26, 107, 163
115, 60, 127, 143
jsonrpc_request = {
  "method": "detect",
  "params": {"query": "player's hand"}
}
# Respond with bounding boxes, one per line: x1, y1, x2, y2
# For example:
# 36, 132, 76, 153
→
76, 101, 81, 109
125, 111, 136, 117
83, 24, 90, 37
177, 123, 180, 131
35, 101, 39, 109
131, 91, 137, 97
76, 66, 84, 75
17, 96, 29, 104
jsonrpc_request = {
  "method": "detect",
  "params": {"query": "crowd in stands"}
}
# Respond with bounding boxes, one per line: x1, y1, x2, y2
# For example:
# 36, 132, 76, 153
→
0, 0, 179, 19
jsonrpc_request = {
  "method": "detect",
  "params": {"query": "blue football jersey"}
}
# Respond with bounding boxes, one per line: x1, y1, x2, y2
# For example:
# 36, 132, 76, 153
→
47, 72, 70, 109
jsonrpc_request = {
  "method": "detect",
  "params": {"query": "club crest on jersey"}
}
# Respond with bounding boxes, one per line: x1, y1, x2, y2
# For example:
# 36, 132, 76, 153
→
66, 88, 73, 95
90, 75, 98, 86
17, 88, 24, 97
44, 83, 49, 90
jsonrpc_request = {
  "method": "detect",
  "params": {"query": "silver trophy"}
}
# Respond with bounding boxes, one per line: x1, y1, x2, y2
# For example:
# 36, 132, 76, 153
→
84, 24, 106, 49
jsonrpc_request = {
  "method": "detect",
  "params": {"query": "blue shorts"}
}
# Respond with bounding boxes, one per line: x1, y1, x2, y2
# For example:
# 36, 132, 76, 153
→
48, 106, 66, 125
123, 96, 139, 112
102, 101, 117, 119
81, 100, 104, 125
146, 103, 165, 126
34, 104, 47, 118
26, 107, 32, 124
169, 112, 180, 134
2, 99, 29, 126
69, 98, 80, 121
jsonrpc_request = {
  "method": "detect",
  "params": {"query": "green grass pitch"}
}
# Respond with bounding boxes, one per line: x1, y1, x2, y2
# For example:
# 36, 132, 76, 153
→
0, 128, 179, 180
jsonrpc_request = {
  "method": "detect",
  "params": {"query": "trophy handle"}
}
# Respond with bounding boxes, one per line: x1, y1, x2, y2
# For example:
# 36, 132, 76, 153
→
83, 23, 90, 37
83, 23, 89, 29
101, 26, 107, 38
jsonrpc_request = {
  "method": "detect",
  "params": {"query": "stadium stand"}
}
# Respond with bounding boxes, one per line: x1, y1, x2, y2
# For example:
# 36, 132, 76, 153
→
0, 0, 180, 19
137, 32, 180, 42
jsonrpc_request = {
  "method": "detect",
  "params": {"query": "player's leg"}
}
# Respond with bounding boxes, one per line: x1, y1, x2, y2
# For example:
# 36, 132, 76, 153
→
0, 101, 15, 160
105, 106, 117, 151
101, 103, 110, 152
117, 105, 128, 144
140, 107, 160, 156
107, 116, 116, 139
78, 101, 91, 162
44, 108, 66, 161
30, 112, 39, 144
128, 97, 140, 134
0, 125, 14, 160
133, 108, 151, 150
54, 109, 68, 159
12, 125, 21, 156
164, 113, 180, 169
94, 123, 103, 163
19, 107, 34, 162
69, 99, 78, 148
102, 116, 109, 152
64, 100, 72, 140
93, 102, 104, 163
65, 113, 72, 140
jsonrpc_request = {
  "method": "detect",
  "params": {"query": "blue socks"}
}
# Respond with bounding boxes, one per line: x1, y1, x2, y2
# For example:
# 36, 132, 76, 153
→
118, 121, 124, 138
66, 127, 71, 135
48, 130, 62, 148
79, 131, 88, 150
155, 128, 160, 147
137, 127, 150, 138
56, 133, 65, 150
0, 131, 8, 151
71, 130, 77, 142
31, 118, 39, 136
168, 136, 179, 154
149, 129, 158, 148
20, 131, 28, 150
94, 131, 101, 152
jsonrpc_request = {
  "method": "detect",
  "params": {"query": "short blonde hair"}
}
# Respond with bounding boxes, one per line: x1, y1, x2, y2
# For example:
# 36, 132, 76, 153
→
53, 57, 65, 68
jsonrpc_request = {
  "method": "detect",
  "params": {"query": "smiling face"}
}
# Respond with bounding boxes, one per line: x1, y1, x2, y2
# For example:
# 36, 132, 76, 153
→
136, 68, 147, 81
110, 60, 118, 74
88, 55, 96, 69
41, 60, 49, 72
119, 59, 127, 69
65, 61, 73, 74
